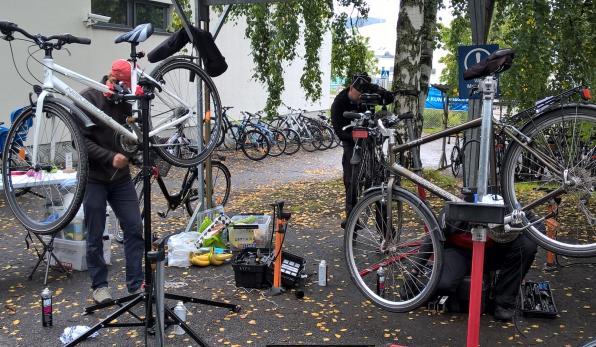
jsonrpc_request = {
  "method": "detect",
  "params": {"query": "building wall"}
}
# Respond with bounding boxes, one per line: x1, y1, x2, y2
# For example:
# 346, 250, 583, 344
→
0, 0, 331, 124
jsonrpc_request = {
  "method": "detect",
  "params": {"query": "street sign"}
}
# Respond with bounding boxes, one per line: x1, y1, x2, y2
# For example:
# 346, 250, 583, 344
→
380, 68, 390, 79
457, 44, 499, 99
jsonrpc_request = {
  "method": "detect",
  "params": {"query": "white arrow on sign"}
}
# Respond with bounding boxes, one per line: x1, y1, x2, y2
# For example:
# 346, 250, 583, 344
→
463, 48, 492, 70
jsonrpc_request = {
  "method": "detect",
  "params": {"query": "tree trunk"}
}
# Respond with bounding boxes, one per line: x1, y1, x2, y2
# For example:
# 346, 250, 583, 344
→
392, 0, 439, 141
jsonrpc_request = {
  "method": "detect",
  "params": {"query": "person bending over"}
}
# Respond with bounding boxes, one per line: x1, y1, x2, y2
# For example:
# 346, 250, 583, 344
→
80, 59, 144, 304
330, 73, 394, 228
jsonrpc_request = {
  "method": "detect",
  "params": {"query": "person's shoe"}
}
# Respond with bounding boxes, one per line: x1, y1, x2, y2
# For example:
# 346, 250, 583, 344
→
340, 219, 347, 229
493, 305, 515, 321
128, 282, 145, 295
92, 287, 113, 304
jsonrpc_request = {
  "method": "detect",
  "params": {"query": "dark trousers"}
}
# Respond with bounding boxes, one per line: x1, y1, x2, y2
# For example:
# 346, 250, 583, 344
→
342, 142, 355, 216
436, 234, 537, 308
84, 179, 144, 291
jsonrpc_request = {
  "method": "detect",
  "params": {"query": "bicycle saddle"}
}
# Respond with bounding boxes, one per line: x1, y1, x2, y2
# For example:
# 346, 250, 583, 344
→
115, 23, 154, 44
463, 48, 515, 80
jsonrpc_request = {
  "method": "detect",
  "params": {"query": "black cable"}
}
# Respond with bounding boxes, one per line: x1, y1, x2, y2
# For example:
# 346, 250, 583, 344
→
26, 44, 43, 84
8, 40, 35, 87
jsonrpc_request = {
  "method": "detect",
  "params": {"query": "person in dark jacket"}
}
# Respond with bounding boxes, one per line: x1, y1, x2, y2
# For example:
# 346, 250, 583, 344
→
330, 73, 394, 228
81, 59, 144, 304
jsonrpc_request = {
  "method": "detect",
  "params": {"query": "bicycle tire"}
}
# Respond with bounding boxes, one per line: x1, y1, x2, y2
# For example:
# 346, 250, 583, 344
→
1, 103, 88, 234
241, 129, 270, 161
450, 145, 461, 177
282, 128, 301, 155
344, 187, 443, 312
501, 104, 596, 257
319, 125, 335, 150
185, 161, 231, 214
301, 126, 321, 152
223, 125, 240, 150
149, 58, 222, 167
267, 129, 287, 157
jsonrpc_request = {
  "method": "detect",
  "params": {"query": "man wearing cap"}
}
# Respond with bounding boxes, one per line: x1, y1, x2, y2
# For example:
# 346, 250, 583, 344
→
330, 73, 394, 228
79, 59, 144, 304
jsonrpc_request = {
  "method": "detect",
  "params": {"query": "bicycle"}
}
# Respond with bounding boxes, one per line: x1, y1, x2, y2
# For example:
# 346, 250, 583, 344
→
271, 105, 324, 152
242, 111, 288, 157
110, 153, 231, 243
344, 48, 595, 313
218, 107, 271, 161
0, 22, 223, 234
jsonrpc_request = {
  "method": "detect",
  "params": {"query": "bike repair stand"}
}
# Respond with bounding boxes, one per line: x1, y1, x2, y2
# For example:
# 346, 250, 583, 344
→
445, 75, 506, 347
27, 231, 71, 285
268, 201, 291, 296
65, 79, 240, 347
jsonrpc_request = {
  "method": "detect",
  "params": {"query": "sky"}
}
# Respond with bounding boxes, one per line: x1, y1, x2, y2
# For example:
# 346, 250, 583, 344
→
346, 0, 453, 83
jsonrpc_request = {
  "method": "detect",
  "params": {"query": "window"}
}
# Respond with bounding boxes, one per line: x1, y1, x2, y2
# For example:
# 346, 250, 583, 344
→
91, 0, 171, 31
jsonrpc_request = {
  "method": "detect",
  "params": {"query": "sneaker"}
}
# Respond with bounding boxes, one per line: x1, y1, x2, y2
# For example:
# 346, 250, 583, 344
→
493, 305, 515, 321
92, 287, 113, 304
128, 282, 145, 295
340, 219, 347, 229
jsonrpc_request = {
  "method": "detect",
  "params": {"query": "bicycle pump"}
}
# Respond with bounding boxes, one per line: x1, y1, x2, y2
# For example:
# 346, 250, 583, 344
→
269, 201, 291, 296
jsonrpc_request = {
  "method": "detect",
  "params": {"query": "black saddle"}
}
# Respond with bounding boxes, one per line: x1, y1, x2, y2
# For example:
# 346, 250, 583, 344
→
115, 23, 154, 44
463, 48, 515, 80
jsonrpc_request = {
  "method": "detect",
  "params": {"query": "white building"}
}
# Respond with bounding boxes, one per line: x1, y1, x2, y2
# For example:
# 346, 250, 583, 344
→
0, 0, 332, 125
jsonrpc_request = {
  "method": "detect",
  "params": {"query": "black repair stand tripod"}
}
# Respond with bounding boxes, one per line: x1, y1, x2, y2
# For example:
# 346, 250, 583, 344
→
65, 79, 240, 346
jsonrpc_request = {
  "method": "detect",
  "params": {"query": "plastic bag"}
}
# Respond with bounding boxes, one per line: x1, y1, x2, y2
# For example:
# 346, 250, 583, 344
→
167, 232, 200, 268
60, 326, 98, 345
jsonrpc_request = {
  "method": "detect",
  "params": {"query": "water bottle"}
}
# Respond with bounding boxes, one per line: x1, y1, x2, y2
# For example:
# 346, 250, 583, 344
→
41, 287, 52, 327
318, 260, 327, 286
173, 301, 186, 335
376, 266, 386, 297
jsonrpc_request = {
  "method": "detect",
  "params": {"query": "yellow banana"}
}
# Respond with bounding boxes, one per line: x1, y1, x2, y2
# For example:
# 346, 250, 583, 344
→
190, 256, 210, 267
213, 253, 233, 262
209, 253, 224, 266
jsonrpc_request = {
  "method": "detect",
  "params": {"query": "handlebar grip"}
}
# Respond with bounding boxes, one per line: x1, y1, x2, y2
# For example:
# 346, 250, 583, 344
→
63, 34, 91, 45
0, 21, 18, 35
343, 111, 362, 119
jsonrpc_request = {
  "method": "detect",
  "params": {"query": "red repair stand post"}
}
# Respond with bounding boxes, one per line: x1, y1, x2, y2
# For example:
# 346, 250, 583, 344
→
467, 226, 487, 347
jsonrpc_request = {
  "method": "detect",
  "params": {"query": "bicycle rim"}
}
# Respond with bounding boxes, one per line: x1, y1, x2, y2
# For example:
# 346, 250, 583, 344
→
185, 161, 231, 214
267, 129, 287, 157
149, 59, 222, 167
1, 104, 88, 234
241, 129, 270, 161
282, 128, 301, 155
501, 105, 596, 257
450, 146, 461, 177
345, 187, 443, 312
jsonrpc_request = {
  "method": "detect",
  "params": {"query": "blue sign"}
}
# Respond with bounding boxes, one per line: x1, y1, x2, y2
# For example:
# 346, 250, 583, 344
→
424, 86, 468, 112
457, 44, 499, 99
380, 68, 390, 79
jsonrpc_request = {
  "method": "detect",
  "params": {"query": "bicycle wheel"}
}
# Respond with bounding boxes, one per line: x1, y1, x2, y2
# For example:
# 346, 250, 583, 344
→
241, 129, 270, 161
319, 125, 335, 150
501, 105, 596, 257
301, 126, 322, 152
345, 187, 443, 312
185, 161, 231, 214
1, 103, 88, 234
267, 129, 287, 157
450, 145, 461, 177
149, 58, 222, 167
282, 128, 301, 155
223, 125, 240, 150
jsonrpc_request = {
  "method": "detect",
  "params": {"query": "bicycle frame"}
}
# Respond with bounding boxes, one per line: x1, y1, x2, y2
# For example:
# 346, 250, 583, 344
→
33, 57, 195, 165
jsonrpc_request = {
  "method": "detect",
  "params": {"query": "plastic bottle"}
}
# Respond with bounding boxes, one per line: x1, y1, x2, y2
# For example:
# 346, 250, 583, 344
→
41, 287, 52, 327
173, 301, 187, 335
376, 266, 386, 297
318, 260, 327, 286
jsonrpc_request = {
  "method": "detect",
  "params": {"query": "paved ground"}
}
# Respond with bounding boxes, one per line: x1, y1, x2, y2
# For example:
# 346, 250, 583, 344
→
0, 142, 594, 347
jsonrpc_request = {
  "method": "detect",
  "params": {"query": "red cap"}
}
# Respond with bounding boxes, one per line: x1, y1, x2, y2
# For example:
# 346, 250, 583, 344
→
110, 59, 131, 87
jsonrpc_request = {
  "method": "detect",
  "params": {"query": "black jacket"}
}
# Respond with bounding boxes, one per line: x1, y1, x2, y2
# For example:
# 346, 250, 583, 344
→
330, 85, 394, 144
80, 88, 132, 183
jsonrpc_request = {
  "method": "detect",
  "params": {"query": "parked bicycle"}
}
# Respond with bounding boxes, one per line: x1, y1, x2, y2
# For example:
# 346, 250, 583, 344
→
217, 107, 271, 160
343, 48, 595, 313
0, 22, 223, 234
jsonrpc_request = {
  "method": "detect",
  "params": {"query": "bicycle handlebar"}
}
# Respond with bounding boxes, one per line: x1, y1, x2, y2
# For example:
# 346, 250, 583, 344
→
0, 21, 91, 46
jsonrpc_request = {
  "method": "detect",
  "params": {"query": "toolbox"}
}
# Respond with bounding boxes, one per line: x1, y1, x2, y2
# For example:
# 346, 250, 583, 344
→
519, 281, 558, 318
231, 248, 270, 289
265, 250, 306, 288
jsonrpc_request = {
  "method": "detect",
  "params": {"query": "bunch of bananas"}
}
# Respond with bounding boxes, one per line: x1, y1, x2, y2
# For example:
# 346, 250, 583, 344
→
189, 249, 233, 267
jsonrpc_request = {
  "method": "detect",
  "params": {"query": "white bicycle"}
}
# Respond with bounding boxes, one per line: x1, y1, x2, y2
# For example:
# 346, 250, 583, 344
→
0, 21, 223, 234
